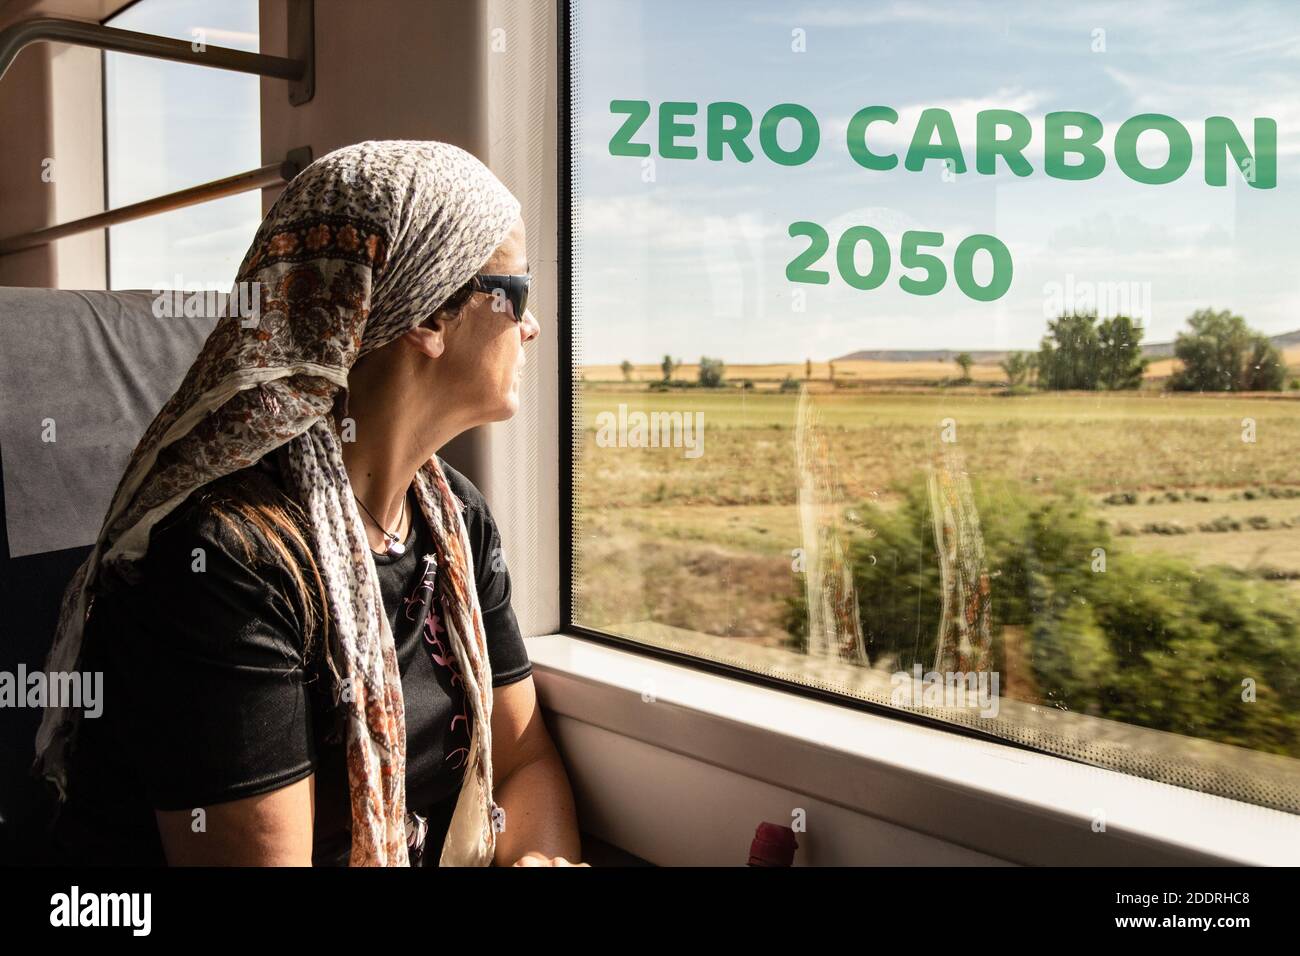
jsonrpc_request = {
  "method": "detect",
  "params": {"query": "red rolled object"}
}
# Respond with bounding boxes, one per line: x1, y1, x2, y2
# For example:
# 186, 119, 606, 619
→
748, 822, 798, 866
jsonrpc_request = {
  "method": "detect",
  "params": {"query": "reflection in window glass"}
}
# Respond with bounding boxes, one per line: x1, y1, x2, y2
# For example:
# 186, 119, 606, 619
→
568, 0, 1300, 812
105, 0, 261, 290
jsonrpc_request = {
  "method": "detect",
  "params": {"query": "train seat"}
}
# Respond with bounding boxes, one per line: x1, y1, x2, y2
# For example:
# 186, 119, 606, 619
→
0, 287, 215, 860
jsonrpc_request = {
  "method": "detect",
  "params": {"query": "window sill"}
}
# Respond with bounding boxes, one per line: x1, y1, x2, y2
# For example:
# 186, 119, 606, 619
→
525, 632, 1300, 866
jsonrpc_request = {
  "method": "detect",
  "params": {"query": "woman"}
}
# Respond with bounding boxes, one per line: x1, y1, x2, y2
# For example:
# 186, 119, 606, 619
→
35, 140, 584, 866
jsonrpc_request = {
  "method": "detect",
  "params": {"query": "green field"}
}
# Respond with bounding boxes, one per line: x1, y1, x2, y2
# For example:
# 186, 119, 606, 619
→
575, 387, 1300, 640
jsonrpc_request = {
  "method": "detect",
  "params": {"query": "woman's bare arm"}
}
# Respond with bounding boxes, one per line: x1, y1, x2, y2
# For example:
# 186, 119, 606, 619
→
155, 774, 316, 866
489, 676, 585, 866
156, 676, 577, 866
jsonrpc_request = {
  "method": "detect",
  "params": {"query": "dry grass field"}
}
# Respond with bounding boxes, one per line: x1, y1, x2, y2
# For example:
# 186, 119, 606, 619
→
573, 383, 1300, 642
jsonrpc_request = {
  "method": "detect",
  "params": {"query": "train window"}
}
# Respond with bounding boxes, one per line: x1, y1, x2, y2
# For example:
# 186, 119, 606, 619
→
565, 0, 1300, 813
104, 0, 261, 290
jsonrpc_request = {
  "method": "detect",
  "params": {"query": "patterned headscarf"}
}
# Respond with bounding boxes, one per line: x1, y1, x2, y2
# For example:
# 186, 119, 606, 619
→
34, 140, 522, 867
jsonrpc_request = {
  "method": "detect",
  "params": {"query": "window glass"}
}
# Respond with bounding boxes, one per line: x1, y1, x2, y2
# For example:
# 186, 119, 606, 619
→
567, 0, 1300, 813
105, 0, 261, 290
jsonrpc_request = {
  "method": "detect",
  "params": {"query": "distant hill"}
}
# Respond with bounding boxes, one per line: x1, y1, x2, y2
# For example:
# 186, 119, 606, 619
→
1142, 327, 1300, 359
831, 348, 1010, 364
834, 329, 1300, 364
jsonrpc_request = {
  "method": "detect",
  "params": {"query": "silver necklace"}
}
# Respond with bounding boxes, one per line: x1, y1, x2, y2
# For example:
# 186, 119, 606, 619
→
353, 489, 407, 556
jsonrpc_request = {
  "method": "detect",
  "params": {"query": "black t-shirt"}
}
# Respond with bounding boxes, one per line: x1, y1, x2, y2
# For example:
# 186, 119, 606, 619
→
47, 456, 531, 866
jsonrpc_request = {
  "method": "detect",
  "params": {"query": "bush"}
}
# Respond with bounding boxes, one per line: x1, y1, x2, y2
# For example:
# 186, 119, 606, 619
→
1170, 309, 1285, 392
1000, 351, 1036, 388
648, 379, 698, 391
1037, 312, 1147, 391
698, 356, 726, 388
785, 474, 1300, 755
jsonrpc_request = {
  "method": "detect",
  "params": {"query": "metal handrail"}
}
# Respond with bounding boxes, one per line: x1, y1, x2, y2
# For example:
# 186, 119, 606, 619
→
0, 147, 312, 256
0, 2, 315, 255
0, 11, 312, 97
0, 17, 296, 81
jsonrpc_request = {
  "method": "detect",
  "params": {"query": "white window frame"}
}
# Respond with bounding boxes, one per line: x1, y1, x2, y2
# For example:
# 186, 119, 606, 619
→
522, 633, 1299, 865
490, 0, 1300, 866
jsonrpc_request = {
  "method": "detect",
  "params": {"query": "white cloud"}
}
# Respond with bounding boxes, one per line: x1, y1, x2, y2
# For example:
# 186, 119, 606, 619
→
748, 2, 986, 28
577, 194, 783, 248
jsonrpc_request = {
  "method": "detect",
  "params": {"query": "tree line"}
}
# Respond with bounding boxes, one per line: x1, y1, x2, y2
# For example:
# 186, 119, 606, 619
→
995, 308, 1289, 393
613, 308, 1291, 393
618, 355, 728, 388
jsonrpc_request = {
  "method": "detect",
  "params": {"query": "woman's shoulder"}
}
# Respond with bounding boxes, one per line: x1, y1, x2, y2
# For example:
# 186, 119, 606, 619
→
149, 461, 312, 571
88, 462, 316, 658
92, 461, 312, 614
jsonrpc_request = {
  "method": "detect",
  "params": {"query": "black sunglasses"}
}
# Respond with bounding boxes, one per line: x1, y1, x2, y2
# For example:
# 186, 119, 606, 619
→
469, 273, 530, 321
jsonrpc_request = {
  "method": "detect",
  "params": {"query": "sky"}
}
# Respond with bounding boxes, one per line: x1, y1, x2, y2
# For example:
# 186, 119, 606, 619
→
572, 0, 1300, 363
105, 0, 261, 292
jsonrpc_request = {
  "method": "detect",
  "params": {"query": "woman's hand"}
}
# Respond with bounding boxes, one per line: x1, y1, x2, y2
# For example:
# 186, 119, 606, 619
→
511, 850, 590, 867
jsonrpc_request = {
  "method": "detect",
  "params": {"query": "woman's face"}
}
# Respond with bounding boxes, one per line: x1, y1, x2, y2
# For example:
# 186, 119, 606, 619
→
439, 214, 539, 422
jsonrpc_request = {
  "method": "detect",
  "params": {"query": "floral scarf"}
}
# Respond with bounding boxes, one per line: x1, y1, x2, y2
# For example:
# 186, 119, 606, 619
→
33, 140, 522, 867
